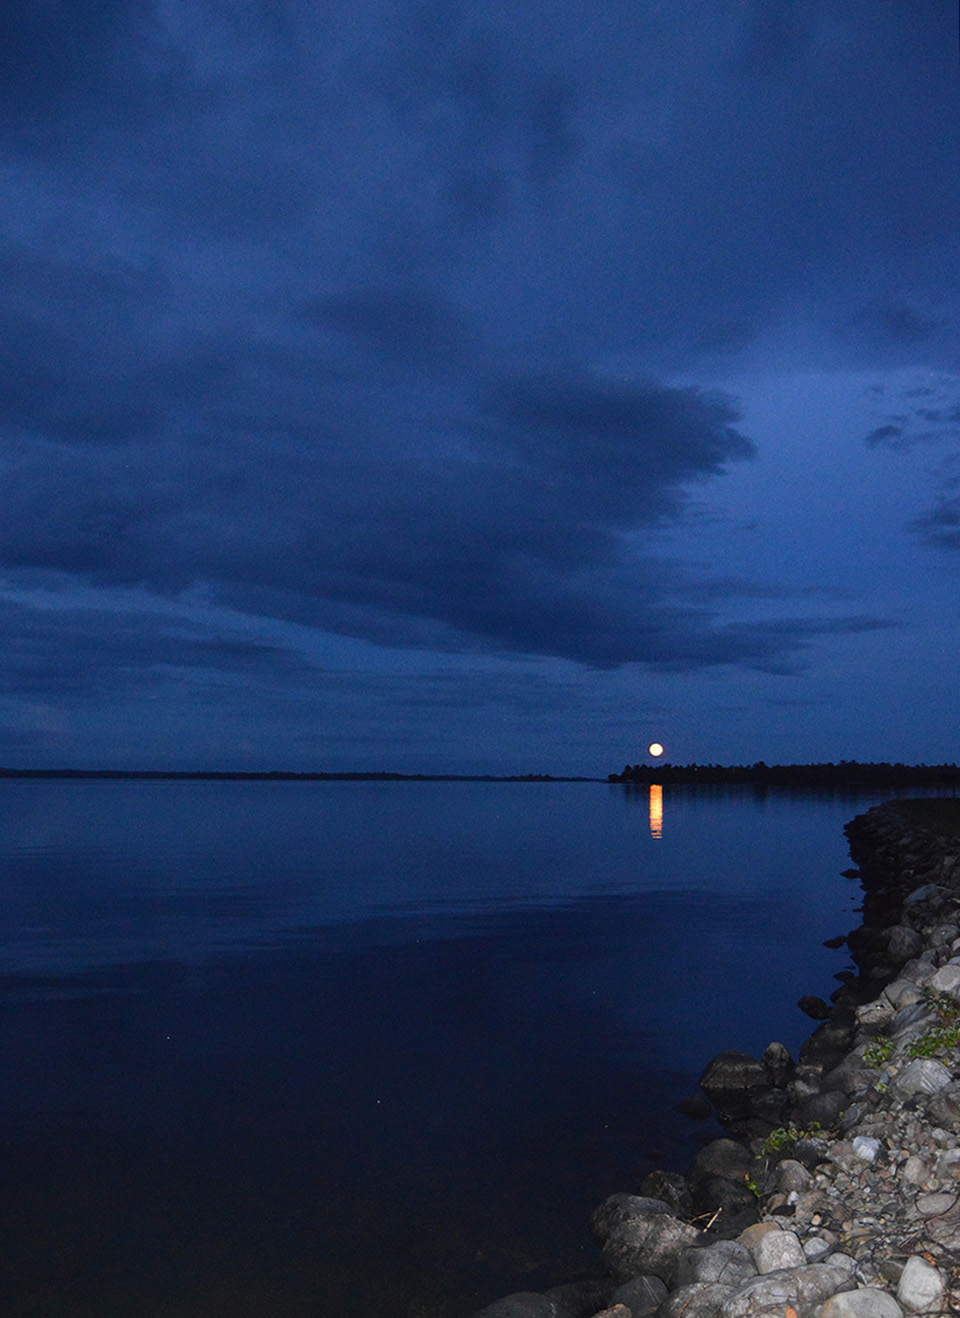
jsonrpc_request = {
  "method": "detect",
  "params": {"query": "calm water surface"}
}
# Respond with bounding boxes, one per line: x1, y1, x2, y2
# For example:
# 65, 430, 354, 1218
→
0, 780, 887, 1315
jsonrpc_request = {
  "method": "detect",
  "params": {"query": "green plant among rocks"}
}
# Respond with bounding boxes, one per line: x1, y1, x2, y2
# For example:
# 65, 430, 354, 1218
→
906, 988, 960, 1059
863, 1038, 894, 1067
759, 1122, 823, 1156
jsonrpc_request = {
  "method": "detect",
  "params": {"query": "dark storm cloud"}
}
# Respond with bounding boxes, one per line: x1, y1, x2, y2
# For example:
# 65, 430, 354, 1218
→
0, 0, 146, 128
0, 0, 948, 692
375, 0, 579, 216
0, 598, 313, 702
0, 357, 876, 670
302, 286, 481, 369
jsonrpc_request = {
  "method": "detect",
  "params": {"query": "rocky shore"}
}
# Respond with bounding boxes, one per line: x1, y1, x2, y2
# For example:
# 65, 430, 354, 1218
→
468, 799, 960, 1318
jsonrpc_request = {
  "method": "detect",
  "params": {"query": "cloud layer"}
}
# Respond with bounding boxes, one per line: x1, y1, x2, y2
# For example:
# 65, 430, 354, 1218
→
0, 0, 957, 765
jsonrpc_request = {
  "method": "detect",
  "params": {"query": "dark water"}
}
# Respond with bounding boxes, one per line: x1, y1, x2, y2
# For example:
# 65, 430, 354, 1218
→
0, 780, 884, 1315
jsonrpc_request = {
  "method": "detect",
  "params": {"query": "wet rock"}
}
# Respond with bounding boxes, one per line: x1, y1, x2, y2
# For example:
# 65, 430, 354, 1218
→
601, 1212, 701, 1286
762, 1041, 794, 1086
691, 1140, 754, 1183
590, 1195, 670, 1246
798, 995, 832, 1021
543, 1279, 613, 1317
639, 1171, 692, 1217
700, 1051, 770, 1120
608, 1274, 667, 1316
896, 1255, 945, 1312
798, 1015, 856, 1071
689, 1175, 758, 1233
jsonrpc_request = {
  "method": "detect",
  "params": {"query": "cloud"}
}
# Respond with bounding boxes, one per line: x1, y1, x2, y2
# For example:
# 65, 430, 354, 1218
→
0, 347, 883, 671
0, 0, 944, 697
910, 499, 960, 550
302, 285, 481, 370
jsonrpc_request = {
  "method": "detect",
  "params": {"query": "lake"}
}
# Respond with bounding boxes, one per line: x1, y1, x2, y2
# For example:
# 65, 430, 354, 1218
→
0, 778, 894, 1316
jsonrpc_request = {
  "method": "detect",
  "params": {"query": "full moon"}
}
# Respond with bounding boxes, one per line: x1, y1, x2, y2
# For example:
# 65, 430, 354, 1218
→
648, 742, 664, 757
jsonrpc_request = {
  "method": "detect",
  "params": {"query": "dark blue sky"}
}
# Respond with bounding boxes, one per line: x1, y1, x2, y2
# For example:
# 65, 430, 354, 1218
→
1, 0, 958, 774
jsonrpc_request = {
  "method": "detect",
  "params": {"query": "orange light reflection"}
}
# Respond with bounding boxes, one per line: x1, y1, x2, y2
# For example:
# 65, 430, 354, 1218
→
649, 783, 663, 839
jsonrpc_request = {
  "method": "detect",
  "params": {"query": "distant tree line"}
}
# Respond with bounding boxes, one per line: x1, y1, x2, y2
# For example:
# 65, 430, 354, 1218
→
608, 760, 960, 787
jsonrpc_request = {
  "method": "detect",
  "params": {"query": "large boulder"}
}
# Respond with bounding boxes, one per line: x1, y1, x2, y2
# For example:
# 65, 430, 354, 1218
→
688, 1138, 760, 1232
640, 1170, 693, 1216
609, 1274, 668, 1316
675, 1240, 756, 1288
658, 1281, 734, 1317
700, 1051, 770, 1120
601, 1211, 702, 1286
590, 1193, 670, 1246
543, 1278, 614, 1317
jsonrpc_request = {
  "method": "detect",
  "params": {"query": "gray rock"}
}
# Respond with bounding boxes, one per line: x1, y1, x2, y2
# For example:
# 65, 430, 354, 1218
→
796, 1088, 847, 1128
818, 1288, 903, 1318
802, 1236, 832, 1262
640, 1171, 693, 1217
896, 1255, 946, 1313
775, 1159, 812, 1194
915, 1190, 957, 1216
700, 1051, 770, 1116
890, 1057, 953, 1099
602, 1213, 702, 1286
822, 1054, 872, 1094
750, 1230, 806, 1274
609, 1274, 667, 1316
791, 1135, 832, 1168
901, 1154, 929, 1184
928, 963, 960, 998
675, 1240, 756, 1287
887, 925, 925, 962
691, 1140, 753, 1183
904, 884, 948, 907
469, 1293, 564, 1318
851, 1135, 880, 1162
658, 1282, 734, 1318
891, 1001, 936, 1034
544, 1279, 613, 1317
591, 1194, 671, 1245
882, 979, 924, 1010
717, 1270, 798, 1317
762, 1041, 794, 1086
795, 1260, 858, 1306
926, 1080, 960, 1126
899, 959, 936, 988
